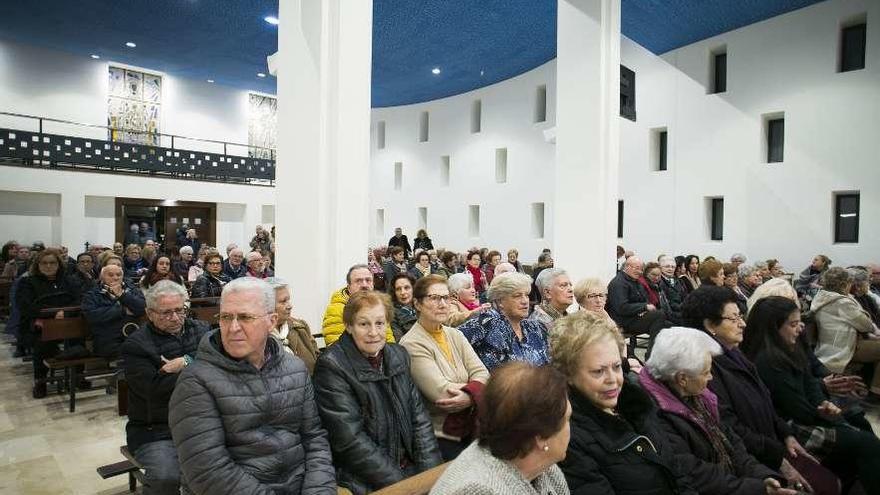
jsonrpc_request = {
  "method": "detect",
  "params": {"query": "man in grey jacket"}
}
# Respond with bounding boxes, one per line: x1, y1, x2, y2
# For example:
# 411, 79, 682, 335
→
169, 278, 336, 494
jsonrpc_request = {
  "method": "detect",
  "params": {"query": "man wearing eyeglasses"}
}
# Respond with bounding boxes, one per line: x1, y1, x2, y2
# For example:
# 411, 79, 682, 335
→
121, 280, 210, 495
169, 277, 336, 494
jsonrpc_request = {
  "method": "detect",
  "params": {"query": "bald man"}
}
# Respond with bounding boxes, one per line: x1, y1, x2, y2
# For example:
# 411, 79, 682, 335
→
606, 256, 671, 355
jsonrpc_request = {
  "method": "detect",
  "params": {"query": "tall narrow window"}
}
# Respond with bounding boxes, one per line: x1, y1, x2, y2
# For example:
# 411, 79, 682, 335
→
471, 99, 482, 133
616, 200, 624, 238
468, 205, 481, 238
658, 131, 668, 171
376, 120, 386, 149
531, 203, 545, 239
419, 111, 429, 142
840, 22, 867, 72
710, 198, 724, 241
620, 65, 636, 121
534, 85, 547, 123
440, 155, 451, 186
495, 148, 508, 183
394, 162, 402, 191
418, 207, 428, 231
711, 51, 727, 93
767, 118, 784, 163
834, 193, 860, 243
375, 209, 385, 237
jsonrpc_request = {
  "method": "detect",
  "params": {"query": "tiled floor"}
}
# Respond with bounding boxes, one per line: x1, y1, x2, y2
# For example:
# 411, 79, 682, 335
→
0, 333, 131, 495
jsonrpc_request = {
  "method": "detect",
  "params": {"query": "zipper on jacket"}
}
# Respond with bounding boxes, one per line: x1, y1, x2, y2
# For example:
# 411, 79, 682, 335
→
616, 434, 657, 454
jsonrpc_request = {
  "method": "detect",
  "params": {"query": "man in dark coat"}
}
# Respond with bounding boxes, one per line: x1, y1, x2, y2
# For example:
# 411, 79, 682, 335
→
222, 248, 247, 280
82, 265, 146, 358
387, 227, 412, 259
169, 278, 336, 494
606, 256, 670, 351
121, 280, 210, 495
659, 256, 685, 325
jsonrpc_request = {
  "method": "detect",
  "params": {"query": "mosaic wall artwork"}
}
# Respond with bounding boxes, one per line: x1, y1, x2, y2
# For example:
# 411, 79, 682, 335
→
108, 67, 162, 146
248, 93, 277, 159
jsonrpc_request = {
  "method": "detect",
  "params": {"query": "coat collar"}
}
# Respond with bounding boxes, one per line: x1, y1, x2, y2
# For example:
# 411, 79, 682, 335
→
638, 367, 719, 429
569, 380, 656, 452
337, 331, 406, 381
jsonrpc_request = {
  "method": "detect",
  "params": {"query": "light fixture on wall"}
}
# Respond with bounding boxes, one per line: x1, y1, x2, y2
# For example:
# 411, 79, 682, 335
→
90, 54, 100, 59
431, 67, 441, 75
257, 72, 267, 78
264, 16, 279, 25
125, 41, 137, 48
207, 79, 215, 83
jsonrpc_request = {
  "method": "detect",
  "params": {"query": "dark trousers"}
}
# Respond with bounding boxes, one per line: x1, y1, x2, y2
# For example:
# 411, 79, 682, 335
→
437, 437, 468, 462
823, 424, 880, 494
622, 310, 670, 357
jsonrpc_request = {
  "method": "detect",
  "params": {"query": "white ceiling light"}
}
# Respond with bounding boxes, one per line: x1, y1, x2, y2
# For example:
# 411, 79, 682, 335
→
431, 67, 441, 75
257, 72, 267, 78
90, 54, 100, 59
207, 79, 215, 83
264, 16, 279, 25
125, 41, 137, 48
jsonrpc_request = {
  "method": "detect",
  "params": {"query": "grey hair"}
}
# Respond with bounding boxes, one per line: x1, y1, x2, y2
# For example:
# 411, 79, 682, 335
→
738, 264, 757, 278
646, 327, 721, 382
487, 272, 533, 303
658, 256, 675, 266
493, 262, 516, 275
221, 277, 275, 313
447, 273, 474, 294
179, 246, 193, 255
846, 267, 870, 286
144, 279, 189, 310
266, 277, 289, 290
753, 261, 768, 271
535, 268, 568, 299
730, 253, 747, 263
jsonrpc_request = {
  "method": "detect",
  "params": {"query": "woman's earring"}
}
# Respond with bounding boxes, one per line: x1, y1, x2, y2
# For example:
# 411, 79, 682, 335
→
542, 445, 549, 452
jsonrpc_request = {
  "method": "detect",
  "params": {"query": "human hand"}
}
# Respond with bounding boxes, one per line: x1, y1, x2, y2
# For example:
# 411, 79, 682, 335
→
784, 436, 818, 464
823, 374, 855, 396
646, 304, 656, 311
55, 310, 65, 319
435, 387, 473, 413
817, 400, 841, 419
160, 356, 187, 374
109, 283, 124, 296
779, 459, 813, 494
764, 477, 799, 495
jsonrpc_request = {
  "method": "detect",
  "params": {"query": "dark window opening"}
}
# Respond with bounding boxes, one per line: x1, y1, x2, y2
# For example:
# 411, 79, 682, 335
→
620, 65, 636, 121
658, 131, 668, 171
712, 53, 727, 93
835, 193, 860, 243
840, 23, 867, 72
767, 118, 784, 163
711, 198, 724, 241
617, 200, 624, 238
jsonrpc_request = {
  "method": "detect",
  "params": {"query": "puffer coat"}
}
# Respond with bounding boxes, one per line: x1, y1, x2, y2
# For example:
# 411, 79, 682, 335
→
312, 332, 442, 494
169, 331, 336, 495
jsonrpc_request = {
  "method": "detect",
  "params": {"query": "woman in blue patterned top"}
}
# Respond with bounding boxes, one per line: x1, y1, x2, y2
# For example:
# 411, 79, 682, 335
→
458, 272, 550, 371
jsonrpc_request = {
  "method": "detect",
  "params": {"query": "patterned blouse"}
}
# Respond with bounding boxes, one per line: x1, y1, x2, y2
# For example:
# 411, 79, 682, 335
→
457, 308, 549, 371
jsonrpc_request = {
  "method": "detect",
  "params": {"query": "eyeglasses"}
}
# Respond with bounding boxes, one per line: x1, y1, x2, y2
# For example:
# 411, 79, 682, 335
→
422, 294, 451, 304
586, 293, 607, 299
217, 313, 270, 325
150, 308, 187, 320
720, 314, 744, 323
206, 261, 222, 265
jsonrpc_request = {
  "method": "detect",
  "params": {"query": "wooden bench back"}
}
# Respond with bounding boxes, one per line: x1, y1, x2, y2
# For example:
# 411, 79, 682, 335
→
38, 316, 91, 341
189, 297, 220, 325
373, 462, 449, 495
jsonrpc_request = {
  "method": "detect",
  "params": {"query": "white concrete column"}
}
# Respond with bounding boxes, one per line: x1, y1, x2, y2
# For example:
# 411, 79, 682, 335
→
553, 0, 621, 283
274, 0, 373, 328
59, 192, 86, 252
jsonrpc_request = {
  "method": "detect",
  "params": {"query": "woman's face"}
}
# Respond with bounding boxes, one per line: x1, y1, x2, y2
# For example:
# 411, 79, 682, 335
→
706, 302, 745, 347
468, 254, 481, 268
770, 265, 785, 278
723, 272, 738, 288
547, 275, 574, 308
498, 288, 531, 321
113, 243, 124, 255
677, 354, 713, 397
127, 248, 141, 261
571, 337, 624, 413
418, 255, 430, 268
456, 282, 477, 304
779, 310, 803, 347
543, 400, 573, 465
688, 258, 699, 274
348, 303, 388, 357
811, 256, 826, 271
645, 268, 662, 285
508, 252, 518, 263
394, 278, 413, 305
580, 288, 607, 313
181, 251, 193, 262
710, 268, 725, 286
156, 257, 171, 275
275, 287, 292, 320
37, 255, 60, 278
414, 283, 450, 327
206, 257, 222, 275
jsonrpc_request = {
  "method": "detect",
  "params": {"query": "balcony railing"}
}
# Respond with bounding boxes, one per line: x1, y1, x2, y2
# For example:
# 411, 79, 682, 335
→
0, 111, 275, 184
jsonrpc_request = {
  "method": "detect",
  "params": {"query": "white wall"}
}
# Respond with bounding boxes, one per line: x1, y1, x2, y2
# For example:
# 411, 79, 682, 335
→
371, 0, 879, 270
0, 191, 60, 245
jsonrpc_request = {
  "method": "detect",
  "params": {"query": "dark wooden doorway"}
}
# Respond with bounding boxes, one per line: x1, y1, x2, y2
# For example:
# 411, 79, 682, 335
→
115, 198, 216, 255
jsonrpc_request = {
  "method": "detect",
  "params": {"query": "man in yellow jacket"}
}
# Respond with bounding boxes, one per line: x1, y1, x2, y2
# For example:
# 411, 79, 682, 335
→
322, 264, 395, 345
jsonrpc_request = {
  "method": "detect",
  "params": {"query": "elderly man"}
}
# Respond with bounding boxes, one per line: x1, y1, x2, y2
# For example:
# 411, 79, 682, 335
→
387, 227, 412, 259
321, 264, 394, 346
606, 256, 670, 354
169, 278, 336, 494
121, 280, 210, 495
1, 245, 30, 278
658, 256, 684, 325
244, 251, 269, 279
69, 252, 97, 293
529, 268, 574, 330
82, 265, 146, 358
223, 247, 247, 280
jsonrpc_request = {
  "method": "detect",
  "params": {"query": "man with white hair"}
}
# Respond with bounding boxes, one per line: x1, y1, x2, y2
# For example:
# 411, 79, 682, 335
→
606, 256, 671, 355
223, 247, 247, 280
245, 251, 269, 279
169, 278, 336, 494
730, 253, 748, 268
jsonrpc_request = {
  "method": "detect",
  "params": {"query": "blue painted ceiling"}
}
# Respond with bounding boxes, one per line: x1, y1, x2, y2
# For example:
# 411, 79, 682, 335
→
0, 0, 826, 108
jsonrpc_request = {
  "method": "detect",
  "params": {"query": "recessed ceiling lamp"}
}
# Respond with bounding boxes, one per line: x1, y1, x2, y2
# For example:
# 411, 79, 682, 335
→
207, 79, 215, 83
90, 54, 100, 59
431, 67, 441, 75
257, 72, 267, 78
264, 16, 279, 25
125, 41, 137, 48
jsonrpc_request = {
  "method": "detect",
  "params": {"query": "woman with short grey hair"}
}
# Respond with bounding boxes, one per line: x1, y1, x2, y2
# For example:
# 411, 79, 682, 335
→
529, 268, 573, 330
849, 266, 880, 327
459, 272, 549, 371
266, 277, 319, 373
640, 327, 788, 495
446, 272, 489, 326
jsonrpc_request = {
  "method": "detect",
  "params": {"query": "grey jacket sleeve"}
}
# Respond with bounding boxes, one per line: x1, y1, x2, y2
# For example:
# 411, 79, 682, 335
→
298, 377, 338, 494
168, 370, 273, 495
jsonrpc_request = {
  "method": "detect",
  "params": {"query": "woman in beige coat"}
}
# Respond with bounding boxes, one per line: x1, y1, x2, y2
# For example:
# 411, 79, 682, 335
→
268, 278, 320, 373
400, 275, 490, 461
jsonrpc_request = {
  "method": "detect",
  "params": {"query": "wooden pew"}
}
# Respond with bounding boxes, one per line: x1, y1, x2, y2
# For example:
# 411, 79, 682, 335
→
189, 296, 220, 326
373, 462, 449, 495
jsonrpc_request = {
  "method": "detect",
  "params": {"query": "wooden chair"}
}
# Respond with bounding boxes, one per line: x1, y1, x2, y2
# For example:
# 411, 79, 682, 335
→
372, 462, 449, 495
97, 445, 144, 493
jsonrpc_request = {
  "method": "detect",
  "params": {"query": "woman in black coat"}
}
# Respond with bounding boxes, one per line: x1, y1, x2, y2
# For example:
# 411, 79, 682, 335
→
81, 264, 146, 359
412, 229, 434, 251
550, 311, 696, 495
312, 291, 441, 495
190, 252, 229, 298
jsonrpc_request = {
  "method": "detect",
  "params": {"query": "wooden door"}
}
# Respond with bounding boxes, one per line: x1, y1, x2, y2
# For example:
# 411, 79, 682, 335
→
164, 206, 214, 254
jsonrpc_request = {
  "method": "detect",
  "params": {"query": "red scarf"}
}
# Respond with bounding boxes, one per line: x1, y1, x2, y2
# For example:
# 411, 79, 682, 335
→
466, 265, 485, 292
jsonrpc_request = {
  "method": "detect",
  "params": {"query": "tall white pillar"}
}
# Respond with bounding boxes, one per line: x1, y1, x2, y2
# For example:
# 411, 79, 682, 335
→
553, 0, 621, 283
274, 0, 373, 328
60, 192, 86, 253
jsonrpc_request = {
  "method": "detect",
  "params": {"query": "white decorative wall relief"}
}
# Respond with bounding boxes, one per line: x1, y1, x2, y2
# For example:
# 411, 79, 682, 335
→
108, 66, 162, 145
248, 93, 277, 159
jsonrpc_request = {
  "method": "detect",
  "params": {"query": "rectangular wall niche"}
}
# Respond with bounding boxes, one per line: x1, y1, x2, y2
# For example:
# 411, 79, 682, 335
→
495, 148, 508, 183
531, 202, 545, 239
394, 162, 403, 191
763, 113, 785, 163
616, 200, 624, 238
709, 46, 727, 94
839, 16, 867, 73
709, 197, 724, 241
377, 120, 386, 149
440, 155, 451, 186
834, 192, 859, 243
534, 85, 547, 123
471, 99, 482, 133
650, 127, 668, 171
375, 209, 385, 237
468, 205, 481, 237
620, 65, 636, 121
419, 111, 429, 142
418, 207, 428, 231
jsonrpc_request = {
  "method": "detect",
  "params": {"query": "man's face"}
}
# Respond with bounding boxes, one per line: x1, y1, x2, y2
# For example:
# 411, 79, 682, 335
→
347, 268, 374, 293
394, 228, 402, 237
16, 247, 29, 260
219, 289, 276, 364
660, 260, 675, 278
229, 250, 244, 266
393, 251, 404, 263
247, 255, 263, 273
145, 240, 156, 249
148, 294, 187, 334
60, 246, 68, 257
77, 255, 94, 275
139, 223, 148, 232
624, 259, 643, 279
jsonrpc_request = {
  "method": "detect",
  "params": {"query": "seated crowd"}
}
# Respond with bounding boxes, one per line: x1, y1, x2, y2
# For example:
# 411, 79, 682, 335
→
2, 227, 880, 495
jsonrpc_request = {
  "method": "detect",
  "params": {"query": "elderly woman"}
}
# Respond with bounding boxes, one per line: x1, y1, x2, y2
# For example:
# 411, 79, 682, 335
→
638, 262, 666, 310
530, 268, 574, 330
413, 229, 434, 251
190, 251, 229, 298
698, 259, 725, 287
849, 266, 880, 326
436, 251, 458, 279
399, 275, 490, 461
446, 272, 490, 326
459, 272, 550, 371
681, 286, 834, 494
173, 246, 194, 280
767, 260, 785, 279
507, 248, 525, 273
742, 296, 880, 494
811, 267, 880, 396
408, 251, 435, 280
313, 291, 441, 494
82, 265, 146, 359
123, 244, 148, 282
267, 277, 319, 373
465, 251, 488, 301
573, 278, 611, 321
639, 328, 790, 495
389, 273, 418, 340
139, 255, 183, 290
721, 263, 748, 316
245, 251, 269, 279
431, 362, 571, 495
550, 312, 695, 494
796, 255, 832, 303
680, 255, 701, 295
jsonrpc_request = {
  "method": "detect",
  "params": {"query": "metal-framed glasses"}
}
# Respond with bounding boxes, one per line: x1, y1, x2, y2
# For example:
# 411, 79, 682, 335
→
422, 294, 451, 304
216, 313, 270, 325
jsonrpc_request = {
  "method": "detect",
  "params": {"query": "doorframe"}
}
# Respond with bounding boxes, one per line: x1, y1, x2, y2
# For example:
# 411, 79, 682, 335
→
114, 198, 216, 250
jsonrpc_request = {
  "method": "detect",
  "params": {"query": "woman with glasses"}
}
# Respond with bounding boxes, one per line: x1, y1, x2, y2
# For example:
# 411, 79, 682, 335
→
573, 278, 611, 321
682, 286, 834, 494
191, 251, 230, 298
399, 275, 490, 461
